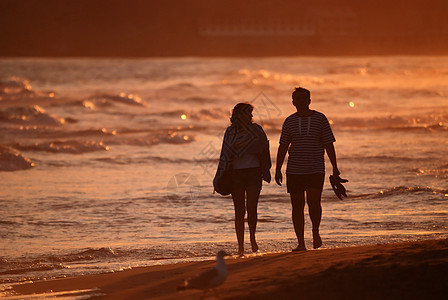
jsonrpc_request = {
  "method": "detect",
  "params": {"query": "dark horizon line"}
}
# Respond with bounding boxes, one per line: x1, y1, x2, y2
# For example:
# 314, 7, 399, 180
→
2, 53, 448, 59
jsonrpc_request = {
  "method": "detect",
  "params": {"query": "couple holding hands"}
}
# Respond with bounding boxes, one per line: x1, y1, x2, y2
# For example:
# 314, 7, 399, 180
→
214, 87, 346, 256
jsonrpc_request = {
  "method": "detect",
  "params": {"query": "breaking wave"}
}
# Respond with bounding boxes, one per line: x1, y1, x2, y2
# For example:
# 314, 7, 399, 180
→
86, 93, 148, 107
0, 248, 117, 283
0, 145, 34, 171
107, 131, 196, 146
0, 246, 211, 284
0, 77, 32, 95
331, 114, 448, 131
352, 186, 448, 200
156, 107, 229, 121
2, 126, 116, 140
235, 68, 335, 86
0, 105, 65, 126
95, 155, 216, 165
0, 76, 55, 102
13, 141, 110, 154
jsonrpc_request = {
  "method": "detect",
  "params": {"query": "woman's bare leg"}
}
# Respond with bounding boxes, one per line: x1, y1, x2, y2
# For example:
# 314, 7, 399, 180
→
232, 187, 246, 256
246, 184, 261, 252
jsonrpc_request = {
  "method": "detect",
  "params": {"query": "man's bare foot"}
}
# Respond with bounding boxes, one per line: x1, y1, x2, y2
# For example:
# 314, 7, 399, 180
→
238, 248, 244, 257
313, 232, 322, 249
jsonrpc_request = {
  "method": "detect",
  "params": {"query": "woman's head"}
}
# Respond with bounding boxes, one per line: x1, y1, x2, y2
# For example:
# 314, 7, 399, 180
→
230, 103, 254, 125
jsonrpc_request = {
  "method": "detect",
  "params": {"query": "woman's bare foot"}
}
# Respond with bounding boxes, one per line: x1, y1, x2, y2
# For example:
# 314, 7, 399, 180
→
313, 232, 322, 249
250, 237, 259, 252
238, 247, 244, 257
292, 245, 307, 252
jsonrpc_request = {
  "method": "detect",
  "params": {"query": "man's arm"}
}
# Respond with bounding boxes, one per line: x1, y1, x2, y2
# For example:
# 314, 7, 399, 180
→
324, 142, 340, 176
275, 143, 289, 186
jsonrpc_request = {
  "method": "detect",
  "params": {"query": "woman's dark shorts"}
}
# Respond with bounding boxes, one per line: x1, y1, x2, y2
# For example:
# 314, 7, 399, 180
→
286, 173, 325, 194
231, 167, 262, 190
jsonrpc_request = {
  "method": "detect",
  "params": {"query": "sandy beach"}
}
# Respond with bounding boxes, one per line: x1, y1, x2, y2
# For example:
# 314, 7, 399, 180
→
8, 239, 447, 299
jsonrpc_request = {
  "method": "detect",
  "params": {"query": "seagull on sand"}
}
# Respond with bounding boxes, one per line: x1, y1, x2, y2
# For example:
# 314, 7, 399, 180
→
177, 250, 228, 297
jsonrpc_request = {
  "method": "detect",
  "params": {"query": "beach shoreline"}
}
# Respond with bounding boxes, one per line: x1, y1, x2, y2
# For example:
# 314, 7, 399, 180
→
8, 238, 448, 299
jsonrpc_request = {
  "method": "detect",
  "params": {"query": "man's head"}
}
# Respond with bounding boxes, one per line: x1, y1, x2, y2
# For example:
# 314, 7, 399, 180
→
292, 87, 311, 109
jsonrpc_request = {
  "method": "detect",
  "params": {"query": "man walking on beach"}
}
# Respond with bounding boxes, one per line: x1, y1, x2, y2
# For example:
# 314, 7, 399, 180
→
275, 87, 341, 251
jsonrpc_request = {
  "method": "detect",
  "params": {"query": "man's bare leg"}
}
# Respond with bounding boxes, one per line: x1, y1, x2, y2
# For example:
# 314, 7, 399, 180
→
290, 191, 306, 250
306, 188, 323, 249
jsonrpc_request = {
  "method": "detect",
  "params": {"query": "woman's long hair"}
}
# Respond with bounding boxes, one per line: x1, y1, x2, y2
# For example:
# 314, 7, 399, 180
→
230, 103, 254, 128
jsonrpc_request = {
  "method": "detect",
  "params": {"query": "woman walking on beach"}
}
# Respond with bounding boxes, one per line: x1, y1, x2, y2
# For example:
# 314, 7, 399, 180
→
214, 103, 271, 256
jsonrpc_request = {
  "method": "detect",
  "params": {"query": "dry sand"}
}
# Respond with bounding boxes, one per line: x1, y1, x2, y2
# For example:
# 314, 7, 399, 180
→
10, 239, 448, 299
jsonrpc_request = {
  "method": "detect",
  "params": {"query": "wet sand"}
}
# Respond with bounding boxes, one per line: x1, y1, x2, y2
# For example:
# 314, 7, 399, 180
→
11, 239, 448, 299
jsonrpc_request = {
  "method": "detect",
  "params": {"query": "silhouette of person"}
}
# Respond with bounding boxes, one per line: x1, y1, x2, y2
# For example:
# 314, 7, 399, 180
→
215, 103, 271, 256
275, 88, 340, 251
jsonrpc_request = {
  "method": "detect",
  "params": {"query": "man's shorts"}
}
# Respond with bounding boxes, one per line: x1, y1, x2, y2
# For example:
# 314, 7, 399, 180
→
286, 173, 325, 194
231, 167, 262, 190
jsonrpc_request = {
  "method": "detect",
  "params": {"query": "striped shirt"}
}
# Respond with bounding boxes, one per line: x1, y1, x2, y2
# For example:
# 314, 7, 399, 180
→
279, 111, 335, 174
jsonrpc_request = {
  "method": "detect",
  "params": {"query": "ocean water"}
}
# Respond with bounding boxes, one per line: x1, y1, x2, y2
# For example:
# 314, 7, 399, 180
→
0, 57, 447, 289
